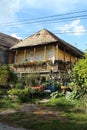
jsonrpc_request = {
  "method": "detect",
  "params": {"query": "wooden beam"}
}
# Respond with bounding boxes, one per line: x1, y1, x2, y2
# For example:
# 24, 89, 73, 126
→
70, 51, 71, 62
44, 46, 46, 61
64, 47, 66, 62
56, 44, 59, 70
34, 47, 36, 61
15, 50, 17, 63
56, 44, 58, 60
69, 51, 72, 69
24, 49, 26, 62
52, 45, 55, 64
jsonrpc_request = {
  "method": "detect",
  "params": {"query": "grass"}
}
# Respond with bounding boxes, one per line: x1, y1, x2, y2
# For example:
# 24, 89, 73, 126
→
0, 96, 87, 130
0, 96, 22, 111
0, 95, 40, 110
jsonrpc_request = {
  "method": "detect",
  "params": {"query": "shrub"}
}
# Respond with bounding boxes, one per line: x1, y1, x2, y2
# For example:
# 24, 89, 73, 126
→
54, 82, 61, 91
15, 77, 26, 89
0, 89, 7, 96
23, 73, 40, 87
50, 91, 59, 99
69, 53, 87, 98
0, 64, 17, 87
65, 89, 80, 100
8, 87, 31, 102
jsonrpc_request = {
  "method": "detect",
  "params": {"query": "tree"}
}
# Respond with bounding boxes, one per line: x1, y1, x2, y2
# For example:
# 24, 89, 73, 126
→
69, 53, 87, 97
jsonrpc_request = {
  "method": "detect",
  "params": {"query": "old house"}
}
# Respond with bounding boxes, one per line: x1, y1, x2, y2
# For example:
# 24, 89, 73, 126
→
0, 33, 19, 64
9, 29, 83, 76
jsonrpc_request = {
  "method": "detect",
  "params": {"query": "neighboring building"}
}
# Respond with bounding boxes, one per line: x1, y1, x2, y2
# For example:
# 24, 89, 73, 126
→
10, 29, 83, 75
0, 33, 20, 64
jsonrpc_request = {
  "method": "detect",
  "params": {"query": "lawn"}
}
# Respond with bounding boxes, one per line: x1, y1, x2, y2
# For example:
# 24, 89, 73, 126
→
0, 96, 87, 130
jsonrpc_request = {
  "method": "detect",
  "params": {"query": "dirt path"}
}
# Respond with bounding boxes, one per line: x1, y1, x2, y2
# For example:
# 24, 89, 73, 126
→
0, 99, 64, 130
0, 99, 50, 130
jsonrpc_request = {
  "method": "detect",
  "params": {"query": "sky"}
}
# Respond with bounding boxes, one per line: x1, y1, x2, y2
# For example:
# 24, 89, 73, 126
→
0, 0, 87, 51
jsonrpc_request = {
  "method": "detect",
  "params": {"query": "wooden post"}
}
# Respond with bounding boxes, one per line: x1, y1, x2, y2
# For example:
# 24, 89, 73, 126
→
15, 50, 17, 63
44, 46, 46, 61
52, 45, 55, 64
56, 44, 58, 60
24, 49, 26, 62
56, 44, 59, 70
34, 47, 36, 61
70, 51, 71, 62
9, 51, 14, 64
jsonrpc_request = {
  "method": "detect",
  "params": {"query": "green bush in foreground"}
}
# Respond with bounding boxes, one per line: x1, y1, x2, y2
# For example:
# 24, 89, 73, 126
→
8, 87, 31, 102
69, 53, 87, 99
0, 64, 17, 87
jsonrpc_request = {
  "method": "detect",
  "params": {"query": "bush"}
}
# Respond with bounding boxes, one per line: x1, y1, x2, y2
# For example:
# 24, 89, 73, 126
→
22, 73, 40, 87
0, 89, 7, 96
15, 77, 26, 89
54, 82, 61, 91
8, 87, 31, 102
0, 64, 17, 87
68, 53, 87, 98
50, 91, 59, 99
65, 89, 80, 100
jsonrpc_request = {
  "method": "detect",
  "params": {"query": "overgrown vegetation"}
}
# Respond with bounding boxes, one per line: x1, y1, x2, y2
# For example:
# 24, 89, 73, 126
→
0, 56, 87, 130
0, 97, 87, 130
67, 53, 87, 100
0, 64, 17, 87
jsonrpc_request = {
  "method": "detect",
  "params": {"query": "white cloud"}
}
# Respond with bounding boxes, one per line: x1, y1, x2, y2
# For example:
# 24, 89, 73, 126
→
59, 19, 86, 36
0, 0, 86, 23
0, 0, 87, 38
0, 0, 87, 26
0, 0, 20, 23
21, 0, 80, 13
11, 33, 22, 39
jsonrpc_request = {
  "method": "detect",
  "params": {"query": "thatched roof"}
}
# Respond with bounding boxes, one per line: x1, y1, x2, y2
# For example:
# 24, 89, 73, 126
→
10, 29, 83, 56
0, 33, 20, 48
10, 29, 58, 49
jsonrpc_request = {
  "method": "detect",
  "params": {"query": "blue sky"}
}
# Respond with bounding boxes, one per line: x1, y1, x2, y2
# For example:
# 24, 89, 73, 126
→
0, 0, 87, 51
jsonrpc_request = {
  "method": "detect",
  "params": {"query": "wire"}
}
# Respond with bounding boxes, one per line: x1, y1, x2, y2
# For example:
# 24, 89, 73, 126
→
1, 9, 87, 25
0, 9, 87, 27
1, 9, 87, 38
0, 14, 87, 27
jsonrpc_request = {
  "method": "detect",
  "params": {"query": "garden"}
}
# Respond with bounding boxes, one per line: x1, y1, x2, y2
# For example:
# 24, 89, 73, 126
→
0, 53, 87, 130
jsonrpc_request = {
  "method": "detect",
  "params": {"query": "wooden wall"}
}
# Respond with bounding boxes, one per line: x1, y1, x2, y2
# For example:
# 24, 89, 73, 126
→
16, 50, 24, 63
35, 47, 44, 61
12, 44, 77, 64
